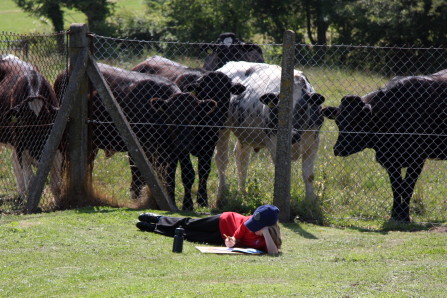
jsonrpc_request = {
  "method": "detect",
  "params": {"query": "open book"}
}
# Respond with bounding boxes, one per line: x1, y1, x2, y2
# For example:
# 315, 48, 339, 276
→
196, 246, 265, 254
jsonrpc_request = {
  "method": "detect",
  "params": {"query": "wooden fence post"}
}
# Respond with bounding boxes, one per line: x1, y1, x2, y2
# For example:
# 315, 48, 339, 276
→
25, 47, 89, 213
65, 23, 91, 203
273, 30, 296, 222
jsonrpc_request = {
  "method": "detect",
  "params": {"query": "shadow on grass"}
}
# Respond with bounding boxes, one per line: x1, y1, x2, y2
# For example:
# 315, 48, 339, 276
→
330, 218, 442, 234
282, 222, 318, 239
74, 206, 206, 219
381, 219, 442, 232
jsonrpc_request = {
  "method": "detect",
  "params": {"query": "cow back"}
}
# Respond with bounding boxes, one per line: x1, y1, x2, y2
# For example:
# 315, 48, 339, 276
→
0, 55, 58, 159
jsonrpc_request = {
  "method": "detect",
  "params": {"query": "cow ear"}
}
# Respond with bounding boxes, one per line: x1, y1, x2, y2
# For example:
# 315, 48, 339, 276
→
241, 44, 263, 54
321, 107, 339, 120
201, 44, 216, 51
183, 82, 199, 94
304, 92, 325, 106
198, 99, 218, 115
150, 97, 168, 112
4, 108, 18, 124
231, 83, 246, 95
260, 93, 279, 108
341, 95, 363, 107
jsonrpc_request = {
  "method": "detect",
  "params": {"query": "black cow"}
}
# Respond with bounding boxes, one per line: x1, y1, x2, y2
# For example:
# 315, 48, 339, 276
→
322, 71, 447, 222
132, 56, 246, 210
202, 32, 265, 71
0, 54, 62, 201
54, 63, 216, 206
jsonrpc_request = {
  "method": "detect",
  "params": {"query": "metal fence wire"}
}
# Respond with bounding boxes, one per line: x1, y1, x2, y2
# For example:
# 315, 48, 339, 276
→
1, 30, 446, 224
0, 31, 68, 213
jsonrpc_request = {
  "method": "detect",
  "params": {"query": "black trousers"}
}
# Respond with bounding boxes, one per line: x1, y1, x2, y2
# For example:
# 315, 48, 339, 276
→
153, 214, 224, 245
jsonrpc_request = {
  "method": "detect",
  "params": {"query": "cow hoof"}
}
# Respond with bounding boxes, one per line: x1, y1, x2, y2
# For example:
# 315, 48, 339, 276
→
197, 199, 208, 208
182, 204, 194, 211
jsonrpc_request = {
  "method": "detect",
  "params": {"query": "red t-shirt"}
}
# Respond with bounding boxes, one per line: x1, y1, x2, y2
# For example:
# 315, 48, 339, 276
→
219, 212, 267, 251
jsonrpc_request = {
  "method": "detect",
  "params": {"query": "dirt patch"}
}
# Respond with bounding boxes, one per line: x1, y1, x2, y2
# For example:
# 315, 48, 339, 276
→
429, 226, 447, 233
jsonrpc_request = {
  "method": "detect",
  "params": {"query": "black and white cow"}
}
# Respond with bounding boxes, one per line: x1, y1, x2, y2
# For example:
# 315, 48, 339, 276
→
322, 71, 447, 222
215, 61, 325, 206
0, 54, 62, 201
202, 32, 265, 71
132, 56, 246, 210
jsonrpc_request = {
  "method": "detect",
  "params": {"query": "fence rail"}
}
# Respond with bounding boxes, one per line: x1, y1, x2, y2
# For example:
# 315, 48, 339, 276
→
0, 26, 446, 225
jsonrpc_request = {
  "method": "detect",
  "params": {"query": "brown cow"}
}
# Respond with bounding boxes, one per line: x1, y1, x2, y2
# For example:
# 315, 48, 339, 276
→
54, 63, 217, 208
0, 54, 62, 202
132, 55, 207, 91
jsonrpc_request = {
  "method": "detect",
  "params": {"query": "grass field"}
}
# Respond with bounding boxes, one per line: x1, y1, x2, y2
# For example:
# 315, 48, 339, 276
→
0, 207, 446, 296
0, 0, 146, 34
1, 4, 446, 297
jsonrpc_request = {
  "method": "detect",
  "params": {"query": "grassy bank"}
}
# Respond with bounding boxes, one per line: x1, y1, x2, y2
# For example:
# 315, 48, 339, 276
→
0, 206, 446, 297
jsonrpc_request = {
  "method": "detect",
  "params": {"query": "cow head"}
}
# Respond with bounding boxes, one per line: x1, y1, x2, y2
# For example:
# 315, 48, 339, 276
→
202, 33, 265, 71
151, 93, 217, 125
183, 71, 245, 124
259, 91, 325, 144
323, 95, 373, 156
150, 93, 218, 152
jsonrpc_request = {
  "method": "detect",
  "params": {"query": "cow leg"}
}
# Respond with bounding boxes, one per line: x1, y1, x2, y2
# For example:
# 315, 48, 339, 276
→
400, 161, 425, 222
11, 148, 26, 197
129, 156, 144, 200
301, 135, 318, 202
21, 150, 35, 197
387, 167, 404, 221
197, 152, 213, 208
179, 154, 195, 211
48, 150, 63, 200
215, 129, 230, 207
235, 140, 251, 194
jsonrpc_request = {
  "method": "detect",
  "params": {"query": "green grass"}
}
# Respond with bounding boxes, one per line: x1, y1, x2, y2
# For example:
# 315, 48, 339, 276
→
0, 9, 446, 224
0, 0, 146, 34
0, 206, 446, 297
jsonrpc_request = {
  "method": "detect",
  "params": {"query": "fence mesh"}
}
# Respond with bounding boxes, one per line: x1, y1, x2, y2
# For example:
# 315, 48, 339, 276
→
1, 30, 446, 224
0, 32, 68, 213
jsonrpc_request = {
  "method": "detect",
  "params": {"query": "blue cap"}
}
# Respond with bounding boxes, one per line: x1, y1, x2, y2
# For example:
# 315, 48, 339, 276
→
244, 205, 279, 232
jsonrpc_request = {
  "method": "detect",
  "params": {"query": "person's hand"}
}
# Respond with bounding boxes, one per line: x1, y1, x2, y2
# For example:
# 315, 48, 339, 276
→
260, 226, 279, 255
259, 226, 270, 235
224, 235, 236, 248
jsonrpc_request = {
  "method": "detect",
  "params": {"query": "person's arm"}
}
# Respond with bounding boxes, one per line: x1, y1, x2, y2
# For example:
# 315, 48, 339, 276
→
260, 227, 279, 255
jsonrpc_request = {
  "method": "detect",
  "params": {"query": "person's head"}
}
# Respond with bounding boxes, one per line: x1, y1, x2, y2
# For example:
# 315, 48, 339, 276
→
245, 204, 279, 232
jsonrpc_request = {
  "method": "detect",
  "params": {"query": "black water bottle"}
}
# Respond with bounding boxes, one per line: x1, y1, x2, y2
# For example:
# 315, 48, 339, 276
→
172, 227, 185, 253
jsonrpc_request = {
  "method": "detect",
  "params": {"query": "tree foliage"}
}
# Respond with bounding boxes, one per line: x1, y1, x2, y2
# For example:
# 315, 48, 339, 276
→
13, 0, 115, 34
331, 0, 447, 46
155, 0, 446, 46
13, 0, 447, 46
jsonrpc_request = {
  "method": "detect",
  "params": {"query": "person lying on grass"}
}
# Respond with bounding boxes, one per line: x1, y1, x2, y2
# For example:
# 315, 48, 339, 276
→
136, 204, 282, 255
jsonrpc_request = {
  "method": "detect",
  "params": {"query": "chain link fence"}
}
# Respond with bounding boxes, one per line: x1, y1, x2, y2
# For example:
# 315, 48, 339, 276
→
1, 29, 446, 224
0, 31, 68, 213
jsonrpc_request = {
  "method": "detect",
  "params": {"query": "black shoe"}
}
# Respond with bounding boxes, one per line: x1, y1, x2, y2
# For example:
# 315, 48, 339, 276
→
138, 213, 161, 223
136, 221, 156, 232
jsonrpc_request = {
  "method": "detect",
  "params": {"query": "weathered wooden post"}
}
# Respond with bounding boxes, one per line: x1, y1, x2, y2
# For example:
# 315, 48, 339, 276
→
65, 23, 91, 204
25, 26, 89, 212
273, 30, 296, 222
